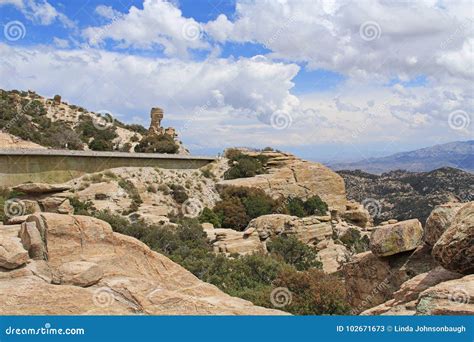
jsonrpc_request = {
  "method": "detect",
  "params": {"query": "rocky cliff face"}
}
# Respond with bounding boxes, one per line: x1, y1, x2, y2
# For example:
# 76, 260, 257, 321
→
0, 213, 285, 315
342, 201, 474, 315
338, 167, 473, 224
219, 151, 348, 212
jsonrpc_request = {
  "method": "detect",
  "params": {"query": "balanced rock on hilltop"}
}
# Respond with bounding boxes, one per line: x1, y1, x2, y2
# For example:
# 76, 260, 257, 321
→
218, 151, 347, 212
0, 213, 285, 315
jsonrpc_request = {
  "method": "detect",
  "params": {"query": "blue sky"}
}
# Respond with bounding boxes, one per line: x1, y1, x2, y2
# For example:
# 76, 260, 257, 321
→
0, 0, 472, 162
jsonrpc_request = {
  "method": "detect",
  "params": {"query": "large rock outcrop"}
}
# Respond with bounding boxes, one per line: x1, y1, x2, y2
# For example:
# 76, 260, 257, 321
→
203, 214, 352, 273
347, 202, 474, 315
218, 151, 347, 212
424, 202, 464, 246
0, 213, 285, 315
361, 267, 463, 315
432, 202, 474, 274
343, 245, 438, 313
0, 235, 29, 269
416, 274, 474, 315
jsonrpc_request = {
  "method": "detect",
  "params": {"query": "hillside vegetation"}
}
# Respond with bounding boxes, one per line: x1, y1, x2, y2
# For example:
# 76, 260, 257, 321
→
0, 89, 179, 153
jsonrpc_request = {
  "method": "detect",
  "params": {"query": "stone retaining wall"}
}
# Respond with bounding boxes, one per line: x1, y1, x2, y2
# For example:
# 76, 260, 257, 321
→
0, 149, 215, 187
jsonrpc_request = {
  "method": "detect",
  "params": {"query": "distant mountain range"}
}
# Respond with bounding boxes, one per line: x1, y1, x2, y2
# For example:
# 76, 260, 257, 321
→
330, 140, 473, 173
338, 167, 474, 225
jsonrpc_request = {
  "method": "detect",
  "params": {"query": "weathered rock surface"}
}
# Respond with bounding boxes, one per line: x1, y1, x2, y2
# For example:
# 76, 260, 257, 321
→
369, 219, 423, 257
416, 275, 474, 315
204, 226, 264, 255
361, 267, 462, 315
0, 235, 29, 269
342, 201, 372, 228
424, 202, 464, 246
71, 167, 220, 220
343, 245, 438, 313
218, 151, 347, 212
245, 214, 333, 246
0, 213, 285, 315
18, 221, 46, 260
12, 183, 71, 194
432, 202, 473, 274
317, 240, 350, 273
58, 261, 103, 287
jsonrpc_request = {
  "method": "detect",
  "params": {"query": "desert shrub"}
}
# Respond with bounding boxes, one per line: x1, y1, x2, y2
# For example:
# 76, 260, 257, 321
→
199, 207, 221, 227
147, 184, 157, 193
224, 150, 268, 180
126, 124, 147, 135
213, 197, 249, 230
119, 142, 132, 152
169, 184, 188, 204
304, 196, 328, 216
0, 187, 10, 223
272, 268, 350, 315
118, 179, 142, 213
69, 197, 94, 215
286, 197, 306, 217
201, 168, 214, 179
134, 134, 179, 154
76, 116, 118, 151
267, 235, 322, 271
211, 186, 288, 230
287, 196, 328, 217
339, 227, 370, 253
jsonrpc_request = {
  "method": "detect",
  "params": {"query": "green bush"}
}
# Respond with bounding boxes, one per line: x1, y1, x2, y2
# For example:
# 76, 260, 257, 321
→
69, 197, 94, 215
199, 207, 221, 227
286, 197, 306, 217
201, 168, 214, 179
267, 235, 322, 271
118, 179, 142, 213
134, 134, 179, 154
287, 196, 328, 217
339, 227, 370, 253
224, 150, 268, 180
304, 196, 328, 216
169, 184, 188, 204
